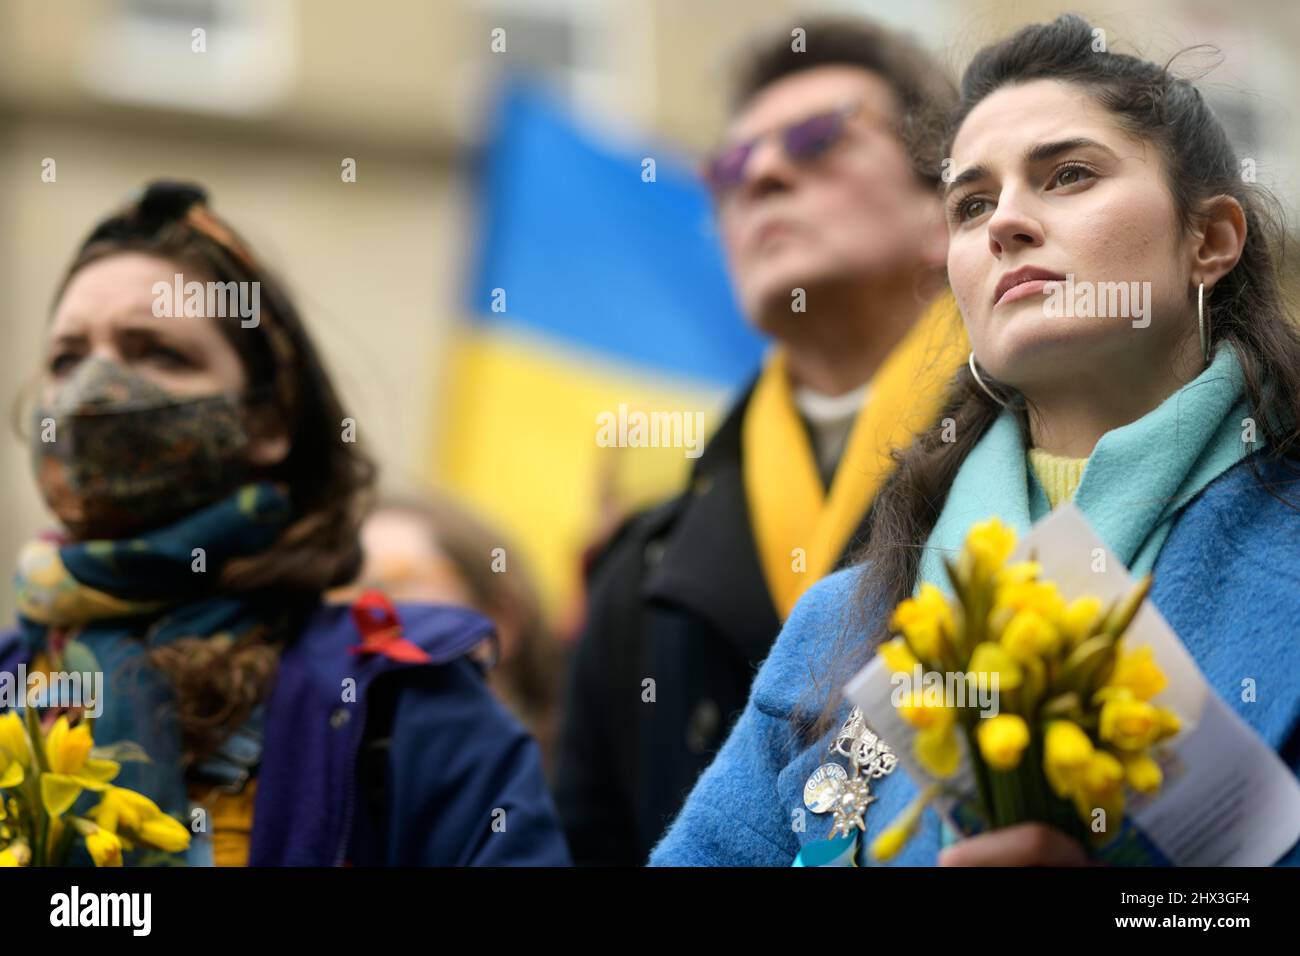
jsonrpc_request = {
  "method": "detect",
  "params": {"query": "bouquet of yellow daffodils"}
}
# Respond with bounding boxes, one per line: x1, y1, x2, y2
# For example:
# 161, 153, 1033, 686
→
870, 517, 1179, 861
0, 709, 190, 867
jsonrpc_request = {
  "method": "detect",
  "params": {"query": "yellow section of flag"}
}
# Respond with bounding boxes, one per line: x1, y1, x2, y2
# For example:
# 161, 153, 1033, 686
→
432, 325, 729, 625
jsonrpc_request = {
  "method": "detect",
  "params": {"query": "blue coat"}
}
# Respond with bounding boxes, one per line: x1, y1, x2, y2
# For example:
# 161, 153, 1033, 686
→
650, 453, 1300, 866
0, 601, 572, 866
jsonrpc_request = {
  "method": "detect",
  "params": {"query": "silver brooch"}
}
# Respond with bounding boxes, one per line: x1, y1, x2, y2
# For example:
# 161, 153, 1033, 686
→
803, 707, 897, 838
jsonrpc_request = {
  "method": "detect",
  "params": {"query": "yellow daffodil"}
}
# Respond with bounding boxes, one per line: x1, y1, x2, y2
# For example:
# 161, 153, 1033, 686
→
85, 826, 123, 867
967, 642, 1023, 693
1073, 750, 1125, 832
0, 712, 28, 791
870, 784, 941, 862
89, 787, 190, 854
46, 715, 92, 774
0, 751, 22, 790
868, 822, 910, 863
877, 637, 919, 674
40, 716, 120, 817
1118, 752, 1163, 793
1098, 697, 1167, 751
886, 518, 1179, 845
997, 578, 1067, 622
0, 840, 30, 867
1103, 644, 1168, 701
960, 518, 1018, 582
976, 714, 1030, 771
0, 711, 192, 865
994, 560, 1041, 588
1018, 654, 1047, 710
1000, 608, 1062, 661
890, 584, 956, 664
0, 712, 30, 767
897, 692, 959, 778
89, 786, 158, 833
915, 724, 961, 778
137, 815, 190, 853
1043, 720, 1094, 797
1061, 596, 1104, 647
896, 690, 954, 732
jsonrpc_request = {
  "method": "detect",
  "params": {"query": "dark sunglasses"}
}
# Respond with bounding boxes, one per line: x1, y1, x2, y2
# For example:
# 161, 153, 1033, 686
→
701, 101, 862, 196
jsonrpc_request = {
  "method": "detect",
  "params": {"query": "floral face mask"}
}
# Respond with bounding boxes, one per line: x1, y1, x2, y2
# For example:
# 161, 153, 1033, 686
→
31, 357, 254, 539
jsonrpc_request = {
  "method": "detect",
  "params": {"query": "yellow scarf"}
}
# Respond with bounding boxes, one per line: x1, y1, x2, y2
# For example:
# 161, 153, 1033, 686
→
743, 295, 968, 619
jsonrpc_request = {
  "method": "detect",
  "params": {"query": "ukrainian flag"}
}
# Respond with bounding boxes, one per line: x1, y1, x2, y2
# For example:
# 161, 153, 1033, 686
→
434, 82, 764, 625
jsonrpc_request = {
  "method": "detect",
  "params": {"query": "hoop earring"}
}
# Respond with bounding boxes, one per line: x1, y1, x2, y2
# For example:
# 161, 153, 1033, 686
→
968, 351, 1015, 409
1198, 282, 1211, 367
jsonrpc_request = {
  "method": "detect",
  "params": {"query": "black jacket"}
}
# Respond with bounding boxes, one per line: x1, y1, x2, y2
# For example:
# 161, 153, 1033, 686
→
554, 386, 873, 865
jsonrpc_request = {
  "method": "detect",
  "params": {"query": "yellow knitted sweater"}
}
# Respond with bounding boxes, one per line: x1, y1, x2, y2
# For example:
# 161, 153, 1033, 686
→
1027, 448, 1088, 509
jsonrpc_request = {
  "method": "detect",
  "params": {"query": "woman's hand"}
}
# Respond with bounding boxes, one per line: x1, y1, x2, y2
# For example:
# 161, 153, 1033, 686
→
937, 822, 1092, 866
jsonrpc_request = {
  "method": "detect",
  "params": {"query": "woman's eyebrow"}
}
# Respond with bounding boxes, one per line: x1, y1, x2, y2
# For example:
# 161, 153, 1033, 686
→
946, 137, 1120, 197
117, 324, 188, 346
49, 331, 87, 349
945, 163, 988, 196
1023, 136, 1119, 165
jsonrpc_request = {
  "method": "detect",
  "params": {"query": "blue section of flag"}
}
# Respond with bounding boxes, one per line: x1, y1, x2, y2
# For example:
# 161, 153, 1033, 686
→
469, 80, 765, 386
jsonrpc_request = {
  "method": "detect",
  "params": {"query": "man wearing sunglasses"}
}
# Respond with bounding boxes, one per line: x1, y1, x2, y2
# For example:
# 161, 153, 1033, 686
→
555, 17, 965, 866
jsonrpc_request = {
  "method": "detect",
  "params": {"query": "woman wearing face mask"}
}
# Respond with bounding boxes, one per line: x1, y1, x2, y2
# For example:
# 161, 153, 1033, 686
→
650, 15, 1300, 867
2, 181, 570, 866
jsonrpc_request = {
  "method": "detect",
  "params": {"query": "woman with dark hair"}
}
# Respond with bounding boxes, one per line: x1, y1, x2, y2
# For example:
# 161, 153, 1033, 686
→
651, 15, 1300, 866
1, 181, 570, 866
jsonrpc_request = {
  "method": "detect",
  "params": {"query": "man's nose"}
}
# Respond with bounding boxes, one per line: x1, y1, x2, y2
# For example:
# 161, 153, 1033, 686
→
737, 135, 796, 203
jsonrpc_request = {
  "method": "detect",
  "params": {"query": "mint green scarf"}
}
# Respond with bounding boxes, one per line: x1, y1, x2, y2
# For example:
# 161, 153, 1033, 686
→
918, 346, 1255, 595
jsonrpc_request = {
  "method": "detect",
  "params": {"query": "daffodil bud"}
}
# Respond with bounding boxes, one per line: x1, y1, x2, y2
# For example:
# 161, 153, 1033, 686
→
915, 723, 961, 778
1073, 750, 1125, 833
0, 839, 31, 867
1099, 697, 1162, 751
890, 584, 957, 665
1044, 720, 1094, 797
976, 713, 1030, 771
86, 826, 124, 867
967, 641, 1023, 692
1061, 595, 1103, 647
1000, 608, 1061, 660
1104, 644, 1168, 701
869, 784, 941, 862
960, 518, 1018, 584
1119, 752, 1163, 793
0, 712, 30, 767
878, 636, 920, 674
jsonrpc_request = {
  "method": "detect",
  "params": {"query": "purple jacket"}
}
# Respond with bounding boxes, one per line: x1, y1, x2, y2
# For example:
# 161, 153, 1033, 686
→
0, 600, 572, 866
